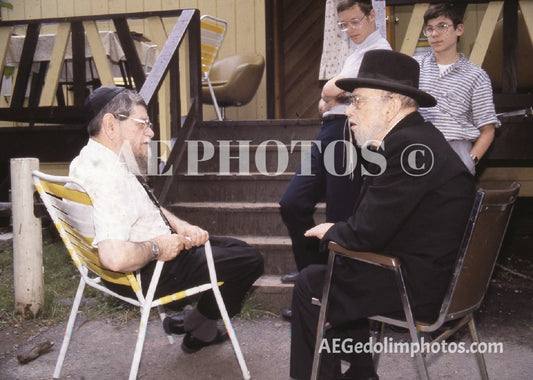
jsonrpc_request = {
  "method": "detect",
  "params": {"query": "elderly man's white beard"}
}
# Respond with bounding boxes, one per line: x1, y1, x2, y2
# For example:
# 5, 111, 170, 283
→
351, 119, 391, 149
352, 128, 380, 148
118, 141, 151, 175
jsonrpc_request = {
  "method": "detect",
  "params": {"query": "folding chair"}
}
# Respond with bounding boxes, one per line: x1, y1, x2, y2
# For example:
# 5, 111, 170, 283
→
311, 182, 520, 380
32, 170, 251, 380
200, 15, 227, 121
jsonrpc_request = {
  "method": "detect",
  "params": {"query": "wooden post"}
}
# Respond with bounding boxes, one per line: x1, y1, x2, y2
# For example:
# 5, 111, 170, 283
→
399, 3, 429, 56
10, 158, 44, 318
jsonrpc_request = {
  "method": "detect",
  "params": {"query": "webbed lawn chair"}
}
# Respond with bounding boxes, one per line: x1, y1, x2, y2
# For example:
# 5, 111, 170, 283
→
311, 182, 520, 380
32, 170, 250, 380
200, 14, 227, 120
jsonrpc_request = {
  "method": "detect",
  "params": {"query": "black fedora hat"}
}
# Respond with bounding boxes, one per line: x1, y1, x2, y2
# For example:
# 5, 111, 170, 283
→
336, 50, 436, 108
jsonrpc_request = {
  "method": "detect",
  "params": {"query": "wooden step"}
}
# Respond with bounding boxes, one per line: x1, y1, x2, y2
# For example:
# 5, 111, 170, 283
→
167, 173, 292, 203
176, 143, 312, 174
168, 202, 325, 236
252, 274, 293, 313
233, 235, 296, 275
195, 119, 321, 144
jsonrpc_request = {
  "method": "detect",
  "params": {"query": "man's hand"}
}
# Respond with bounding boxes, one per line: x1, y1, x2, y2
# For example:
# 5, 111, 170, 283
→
305, 223, 335, 240
161, 208, 209, 246
179, 224, 209, 247
152, 234, 192, 261
319, 76, 348, 115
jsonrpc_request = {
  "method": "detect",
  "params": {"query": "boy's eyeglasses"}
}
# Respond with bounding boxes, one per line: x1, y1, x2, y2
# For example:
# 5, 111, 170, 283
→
337, 16, 367, 32
423, 23, 452, 37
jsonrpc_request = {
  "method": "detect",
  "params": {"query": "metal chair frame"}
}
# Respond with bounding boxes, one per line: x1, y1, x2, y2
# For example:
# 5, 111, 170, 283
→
200, 14, 227, 121
311, 182, 520, 380
32, 170, 251, 380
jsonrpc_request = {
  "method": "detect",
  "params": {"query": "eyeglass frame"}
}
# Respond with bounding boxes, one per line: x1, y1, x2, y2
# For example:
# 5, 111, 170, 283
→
349, 95, 393, 108
423, 22, 453, 37
337, 15, 368, 32
114, 113, 153, 132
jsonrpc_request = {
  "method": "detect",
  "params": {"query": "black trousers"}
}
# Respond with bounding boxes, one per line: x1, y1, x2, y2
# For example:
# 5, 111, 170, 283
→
107, 236, 264, 320
279, 116, 362, 271
290, 264, 381, 380
290, 260, 441, 380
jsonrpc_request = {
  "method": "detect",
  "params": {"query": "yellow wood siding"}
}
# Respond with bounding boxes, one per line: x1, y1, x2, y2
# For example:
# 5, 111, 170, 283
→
2, 0, 267, 120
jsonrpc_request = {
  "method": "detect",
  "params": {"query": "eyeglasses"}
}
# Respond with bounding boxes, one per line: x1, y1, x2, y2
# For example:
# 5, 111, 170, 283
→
337, 16, 367, 31
349, 95, 392, 108
423, 23, 452, 37
114, 114, 153, 131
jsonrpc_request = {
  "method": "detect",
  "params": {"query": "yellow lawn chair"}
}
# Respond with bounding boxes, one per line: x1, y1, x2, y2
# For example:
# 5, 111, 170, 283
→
32, 170, 250, 380
200, 15, 228, 120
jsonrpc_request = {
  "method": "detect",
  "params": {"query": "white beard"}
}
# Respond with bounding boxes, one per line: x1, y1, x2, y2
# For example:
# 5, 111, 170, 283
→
118, 141, 150, 175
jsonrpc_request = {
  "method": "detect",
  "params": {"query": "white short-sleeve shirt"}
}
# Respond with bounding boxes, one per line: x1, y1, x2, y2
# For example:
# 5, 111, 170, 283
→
69, 139, 171, 246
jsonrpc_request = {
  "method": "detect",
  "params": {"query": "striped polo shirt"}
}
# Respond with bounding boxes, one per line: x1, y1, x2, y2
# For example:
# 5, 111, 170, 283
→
415, 52, 500, 142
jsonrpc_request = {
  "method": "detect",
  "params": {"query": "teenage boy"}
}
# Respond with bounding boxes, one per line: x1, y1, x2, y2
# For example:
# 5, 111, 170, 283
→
415, 3, 499, 175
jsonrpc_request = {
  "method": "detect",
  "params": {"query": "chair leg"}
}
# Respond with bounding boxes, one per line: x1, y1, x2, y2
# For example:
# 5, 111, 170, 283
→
394, 268, 430, 380
371, 321, 384, 369
53, 278, 86, 379
206, 76, 223, 121
468, 318, 489, 380
129, 261, 165, 380
204, 241, 251, 380
311, 250, 337, 380
129, 304, 151, 380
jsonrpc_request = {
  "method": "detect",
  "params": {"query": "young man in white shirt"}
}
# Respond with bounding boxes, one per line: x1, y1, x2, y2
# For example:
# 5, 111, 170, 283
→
279, 1, 391, 300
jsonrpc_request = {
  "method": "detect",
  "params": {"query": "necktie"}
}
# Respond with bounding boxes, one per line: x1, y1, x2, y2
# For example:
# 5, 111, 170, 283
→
136, 176, 176, 234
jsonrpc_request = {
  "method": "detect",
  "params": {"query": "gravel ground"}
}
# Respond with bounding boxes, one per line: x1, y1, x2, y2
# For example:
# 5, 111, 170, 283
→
0, 278, 532, 380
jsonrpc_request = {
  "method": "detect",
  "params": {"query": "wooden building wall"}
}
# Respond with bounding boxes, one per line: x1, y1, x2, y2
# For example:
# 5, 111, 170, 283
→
1, 0, 267, 121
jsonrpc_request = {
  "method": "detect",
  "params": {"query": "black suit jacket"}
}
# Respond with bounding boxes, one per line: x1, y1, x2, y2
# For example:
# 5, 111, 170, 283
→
322, 112, 475, 324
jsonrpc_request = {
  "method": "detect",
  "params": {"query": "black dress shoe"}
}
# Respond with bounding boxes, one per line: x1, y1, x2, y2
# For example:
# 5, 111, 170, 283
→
281, 272, 299, 283
181, 328, 229, 354
282, 309, 292, 321
163, 313, 187, 335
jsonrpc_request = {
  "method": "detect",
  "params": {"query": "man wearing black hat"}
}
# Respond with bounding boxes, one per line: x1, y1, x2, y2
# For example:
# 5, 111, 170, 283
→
70, 86, 263, 354
289, 50, 475, 379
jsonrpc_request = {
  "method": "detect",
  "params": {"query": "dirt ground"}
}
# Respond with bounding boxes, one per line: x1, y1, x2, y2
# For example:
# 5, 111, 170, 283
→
0, 198, 532, 379
0, 263, 532, 380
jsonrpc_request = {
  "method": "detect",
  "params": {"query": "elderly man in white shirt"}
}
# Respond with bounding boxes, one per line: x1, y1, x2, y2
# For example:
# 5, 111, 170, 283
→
70, 86, 264, 354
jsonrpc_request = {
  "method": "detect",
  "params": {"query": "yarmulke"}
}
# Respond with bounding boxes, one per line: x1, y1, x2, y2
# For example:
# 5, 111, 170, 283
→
84, 86, 126, 123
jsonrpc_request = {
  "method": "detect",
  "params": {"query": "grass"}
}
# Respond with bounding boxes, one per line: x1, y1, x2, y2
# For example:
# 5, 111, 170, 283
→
239, 294, 276, 320
0, 230, 267, 330
0, 236, 137, 330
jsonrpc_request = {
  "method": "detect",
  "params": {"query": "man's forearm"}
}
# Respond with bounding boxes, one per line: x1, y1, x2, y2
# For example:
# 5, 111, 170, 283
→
98, 239, 154, 272
470, 124, 495, 160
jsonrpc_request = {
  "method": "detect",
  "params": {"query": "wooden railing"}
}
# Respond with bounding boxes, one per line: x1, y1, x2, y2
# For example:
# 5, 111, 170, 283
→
0, 9, 203, 202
